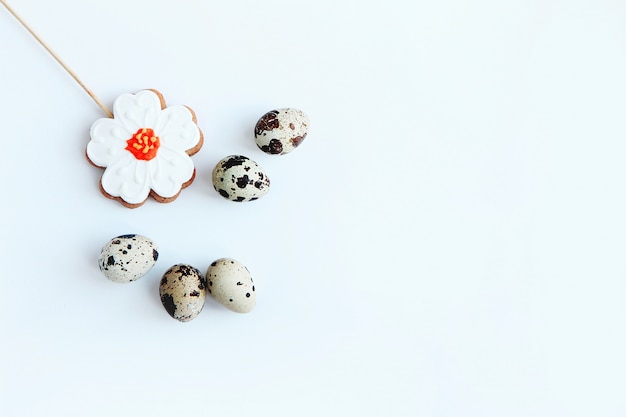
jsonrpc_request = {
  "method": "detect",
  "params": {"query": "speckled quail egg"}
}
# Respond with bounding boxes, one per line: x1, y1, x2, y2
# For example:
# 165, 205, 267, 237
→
254, 108, 309, 155
98, 234, 158, 283
159, 264, 207, 322
206, 258, 256, 313
212, 155, 270, 202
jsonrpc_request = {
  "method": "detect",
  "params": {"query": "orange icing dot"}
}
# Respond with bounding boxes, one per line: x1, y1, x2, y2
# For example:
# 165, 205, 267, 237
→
125, 128, 160, 161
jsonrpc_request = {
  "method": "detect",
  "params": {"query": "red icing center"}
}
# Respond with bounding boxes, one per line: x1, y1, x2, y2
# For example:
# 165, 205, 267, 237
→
126, 128, 160, 161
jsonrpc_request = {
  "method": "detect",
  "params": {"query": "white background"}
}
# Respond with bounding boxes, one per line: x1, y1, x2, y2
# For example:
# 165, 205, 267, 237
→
1, 0, 626, 415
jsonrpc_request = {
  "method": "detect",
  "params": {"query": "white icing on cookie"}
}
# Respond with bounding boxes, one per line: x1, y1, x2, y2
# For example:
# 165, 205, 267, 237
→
86, 90, 202, 206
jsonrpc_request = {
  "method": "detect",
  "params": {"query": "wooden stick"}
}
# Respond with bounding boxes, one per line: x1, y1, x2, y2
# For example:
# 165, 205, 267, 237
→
0, 0, 113, 117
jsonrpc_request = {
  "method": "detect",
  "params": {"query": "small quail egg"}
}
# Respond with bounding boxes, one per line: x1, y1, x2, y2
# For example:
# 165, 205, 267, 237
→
212, 155, 270, 202
254, 108, 309, 155
206, 258, 256, 313
159, 264, 207, 322
98, 234, 158, 283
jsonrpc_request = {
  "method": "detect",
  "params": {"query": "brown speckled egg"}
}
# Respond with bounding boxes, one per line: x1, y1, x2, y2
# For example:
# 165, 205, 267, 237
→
254, 108, 309, 155
212, 155, 270, 202
98, 234, 158, 283
206, 258, 256, 313
159, 264, 207, 322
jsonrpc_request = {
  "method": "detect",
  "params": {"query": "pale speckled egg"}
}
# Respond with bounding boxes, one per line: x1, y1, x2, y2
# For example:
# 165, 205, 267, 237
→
254, 108, 309, 155
206, 258, 256, 313
159, 264, 207, 322
98, 234, 158, 283
212, 155, 270, 202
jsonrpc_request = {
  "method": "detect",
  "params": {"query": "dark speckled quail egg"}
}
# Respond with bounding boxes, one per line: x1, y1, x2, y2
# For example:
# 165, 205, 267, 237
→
206, 258, 256, 313
254, 108, 309, 155
98, 234, 158, 283
212, 155, 270, 202
159, 264, 207, 322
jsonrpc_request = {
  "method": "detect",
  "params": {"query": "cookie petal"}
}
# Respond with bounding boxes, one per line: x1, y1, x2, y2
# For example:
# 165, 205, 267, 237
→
87, 118, 131, 167
112, 90, 162, 133
101, 154, 151, 205
149, 147, 195, 199
155, 105, 201, 153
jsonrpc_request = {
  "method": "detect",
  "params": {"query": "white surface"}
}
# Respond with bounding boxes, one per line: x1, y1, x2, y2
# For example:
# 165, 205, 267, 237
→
1, 0, 626, 415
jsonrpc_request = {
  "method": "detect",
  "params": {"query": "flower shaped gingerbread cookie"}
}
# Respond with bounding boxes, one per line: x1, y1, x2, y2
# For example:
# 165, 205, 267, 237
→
86, 89, 203, 208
